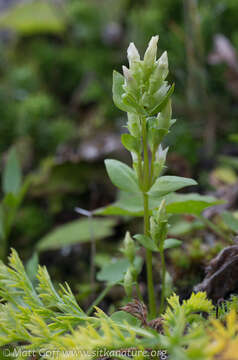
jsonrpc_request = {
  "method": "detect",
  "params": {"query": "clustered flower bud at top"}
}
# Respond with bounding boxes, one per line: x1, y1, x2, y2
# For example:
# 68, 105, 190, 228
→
117, 35, 175, 175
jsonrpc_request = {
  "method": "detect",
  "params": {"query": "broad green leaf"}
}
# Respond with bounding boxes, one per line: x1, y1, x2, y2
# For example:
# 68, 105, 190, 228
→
166, 193, 223, 215
134, 234, 158, 252
0, 1, 65, 35
105, 159, 140, 193
112, 71, 134, 113
95, 191, 222, 218
37, 218, 116, 251
134, 234, 181, 251
26, 252, 39, 284
149, 176, 197, 198
222, 211, 238, 233
121, 134, 141, 153
97, 258, 130, 284
111, 311, 140, 326
97, 256, 142, 284
95, 191, 161, 217
3, 147, 22, 195
164, 238, 182, 249
149, 83, 175, 116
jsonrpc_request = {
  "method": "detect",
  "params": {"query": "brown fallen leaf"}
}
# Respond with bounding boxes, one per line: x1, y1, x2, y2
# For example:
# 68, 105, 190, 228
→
194, 245, 238, 302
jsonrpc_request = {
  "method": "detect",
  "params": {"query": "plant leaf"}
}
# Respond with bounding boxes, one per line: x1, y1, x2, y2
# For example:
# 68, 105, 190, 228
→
121, 134, 141, 153
164, 238, 182, 249
222, 211, 238, 233
105, 159, 140, 193
166, 193, 223, 215
37, 218, 116, 251
134, 234, 159, 252
149, 176, 197, 198
112, 71, 135, 113
97, 258, 130, 284
111, 311, 140, 326
26, 252, 39, 284
3, 147, 22, 195
149, 83, 175, 116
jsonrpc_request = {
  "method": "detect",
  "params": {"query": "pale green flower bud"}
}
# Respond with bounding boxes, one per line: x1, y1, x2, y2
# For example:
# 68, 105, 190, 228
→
157, 199, 167, 223
122, 65, 138, 93
156, 51, 168, 80
124, 268, 133, 297
127, 42, 140, 69
150, 216, 159, 243
154, 145, 168, 178
153, 84, 170, 108
144, 35, 159, 68
157, 99, 172, 131
123, 231, 135, 263
149, 51, 168, 94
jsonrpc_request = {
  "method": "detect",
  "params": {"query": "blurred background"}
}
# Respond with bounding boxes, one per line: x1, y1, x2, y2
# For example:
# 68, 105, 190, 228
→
0, 0, 238, 309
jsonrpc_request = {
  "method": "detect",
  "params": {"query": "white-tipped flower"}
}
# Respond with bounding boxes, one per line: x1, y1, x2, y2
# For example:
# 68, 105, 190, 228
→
127, 42, 140, 68
156, 51, 168, 80
144, 35, 159, 67
122, 65, 137, 92
122, 65, 132, 81
157, 145, 169, 163
153, 145, 168, 179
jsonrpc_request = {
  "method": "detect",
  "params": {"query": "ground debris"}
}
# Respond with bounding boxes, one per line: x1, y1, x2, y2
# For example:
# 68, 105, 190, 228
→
194, 245, 238, 301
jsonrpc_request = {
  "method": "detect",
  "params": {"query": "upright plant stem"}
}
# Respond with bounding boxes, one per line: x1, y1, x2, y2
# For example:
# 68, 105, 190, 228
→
141, 117, 156, 319
159, 248, 166, 314
143, 193, 156, 318
86, 284, 113, 315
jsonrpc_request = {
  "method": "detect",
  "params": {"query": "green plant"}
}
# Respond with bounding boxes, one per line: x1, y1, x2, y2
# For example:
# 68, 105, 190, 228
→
103, 35, 217, 318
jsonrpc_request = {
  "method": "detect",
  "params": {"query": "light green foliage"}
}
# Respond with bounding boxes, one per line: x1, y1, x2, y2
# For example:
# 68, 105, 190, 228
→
0, 249, 85, 346
0, 1, 65, 35
0, 249, 219, 360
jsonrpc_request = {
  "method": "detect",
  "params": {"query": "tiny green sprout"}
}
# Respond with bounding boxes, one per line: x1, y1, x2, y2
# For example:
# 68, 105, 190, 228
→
124, 267, 134, 298
123, 231, 136, 264
153, 145, 169, 182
